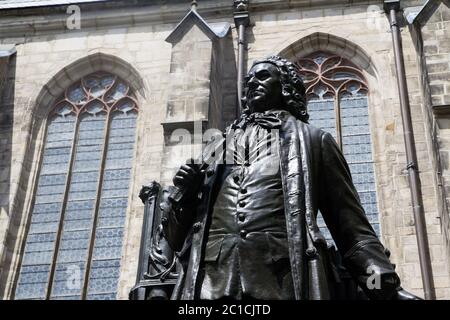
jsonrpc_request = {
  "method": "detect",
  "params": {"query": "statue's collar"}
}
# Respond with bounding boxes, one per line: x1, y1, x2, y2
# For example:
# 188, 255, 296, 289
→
232, 109, 290, 130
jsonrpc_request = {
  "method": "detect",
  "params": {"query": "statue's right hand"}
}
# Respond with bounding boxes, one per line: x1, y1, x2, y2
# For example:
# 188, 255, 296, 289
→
172, 160, 204, 203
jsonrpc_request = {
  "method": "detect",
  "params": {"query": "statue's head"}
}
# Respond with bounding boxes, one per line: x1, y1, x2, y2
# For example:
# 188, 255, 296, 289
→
243, 55, 309, 123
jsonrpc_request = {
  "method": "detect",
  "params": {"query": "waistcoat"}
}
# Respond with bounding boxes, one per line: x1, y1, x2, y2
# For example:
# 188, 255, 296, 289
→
200, 121, 295, 300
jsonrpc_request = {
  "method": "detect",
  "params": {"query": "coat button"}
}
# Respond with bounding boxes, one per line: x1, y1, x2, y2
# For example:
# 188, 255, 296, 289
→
240, 230, 247, 238
238, 213, 245, 222
238, 201, 246, 207
233, 175, 240, 183
240, 188, 247, 194
193, 222, 202, 233
305, 247, 317, 258
161, 216, 168, 226
206, 169, 215, 177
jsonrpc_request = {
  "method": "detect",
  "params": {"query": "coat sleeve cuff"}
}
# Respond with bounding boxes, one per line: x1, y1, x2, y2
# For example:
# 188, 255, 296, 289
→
343, 239, 400, 300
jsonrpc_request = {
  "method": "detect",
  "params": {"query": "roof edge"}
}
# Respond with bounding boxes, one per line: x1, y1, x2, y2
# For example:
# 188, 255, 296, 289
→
165, 9, 230, 44
405, 0, 449, 25
0, 44, 16, 58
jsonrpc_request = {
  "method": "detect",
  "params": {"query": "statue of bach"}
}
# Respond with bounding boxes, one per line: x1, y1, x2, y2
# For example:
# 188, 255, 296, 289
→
160, 55, 420, 300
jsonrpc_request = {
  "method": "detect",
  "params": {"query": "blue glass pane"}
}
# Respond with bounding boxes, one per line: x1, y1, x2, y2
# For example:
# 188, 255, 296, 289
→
50, 262, 85, 298
15, 114, 76, 300
89, 259, 120, 295
15, 281, 48, 300
51, 295, 82, 300
67, 86, 87, 104
15, 263, 51, 299
101, 75, 115, 88
107, 82, 128, 102
86, 293, 117, 300
341, 97, 378, 221
50, 113, 106, 299
86, 112, 136, 299
92, 228, 124, 260
307, 98, 337, 140
27, 222, 59, 235
313, 54, 327, 64
87, 277, 120, 296
86, 102, 104, 115
308, 94, 380, 244
87, 259, 121, 297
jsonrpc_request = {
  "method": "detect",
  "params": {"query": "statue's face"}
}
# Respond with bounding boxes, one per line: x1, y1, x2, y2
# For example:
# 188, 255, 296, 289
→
245, 62, 283, 113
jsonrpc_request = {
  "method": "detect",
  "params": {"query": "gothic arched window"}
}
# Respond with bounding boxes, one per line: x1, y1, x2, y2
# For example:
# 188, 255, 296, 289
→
297, 52, 380, 239
14, 72, 138, 300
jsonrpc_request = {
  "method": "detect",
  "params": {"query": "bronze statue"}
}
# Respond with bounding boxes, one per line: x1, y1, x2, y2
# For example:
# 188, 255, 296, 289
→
161, 56, 420, 300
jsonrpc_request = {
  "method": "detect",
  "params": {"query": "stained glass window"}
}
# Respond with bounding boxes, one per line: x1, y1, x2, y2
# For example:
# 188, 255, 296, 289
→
15, 73, 138, 300
296, 52, 380, 241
